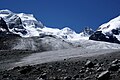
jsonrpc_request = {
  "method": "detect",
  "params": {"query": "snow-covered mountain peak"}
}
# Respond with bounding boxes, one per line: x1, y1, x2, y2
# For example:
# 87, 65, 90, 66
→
98, 16, 120, 32
0, 9, 12, 13
17, 13, 37, 21
109, 15, 120, 22
80, 27, 94, 37
97, 16, 120, 39
0, 9, 44, 37
0, 9, 93, 41
17, 12, 44, 29
61, 27, 76, 34
90, 16, 120, 44
40, 27, 83, 41
56, 27, 82, 40
0, 9, 13, 17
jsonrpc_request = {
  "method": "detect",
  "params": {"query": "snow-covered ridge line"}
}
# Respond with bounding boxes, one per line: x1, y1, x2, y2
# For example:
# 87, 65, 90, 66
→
89, 15, 120, 44
0, 9, 93, 40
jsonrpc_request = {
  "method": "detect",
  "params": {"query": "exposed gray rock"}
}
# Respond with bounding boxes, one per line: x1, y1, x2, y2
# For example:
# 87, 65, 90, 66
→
64, 76, 72, 80
108, 64, 119, 71
97, 70, 110, 80
112, 59, 119, 64
85, 60, 94, 68
40, 73, 47, 79
96, 67, 103, 72
89, 31, 120, 44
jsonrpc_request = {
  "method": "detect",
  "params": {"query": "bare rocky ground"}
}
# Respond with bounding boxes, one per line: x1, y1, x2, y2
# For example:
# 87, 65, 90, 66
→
0, 50, 35, 71
0, 49, 120, 80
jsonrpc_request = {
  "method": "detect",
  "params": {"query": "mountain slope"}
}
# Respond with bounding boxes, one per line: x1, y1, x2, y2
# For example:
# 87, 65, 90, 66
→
90, 16, 120, 44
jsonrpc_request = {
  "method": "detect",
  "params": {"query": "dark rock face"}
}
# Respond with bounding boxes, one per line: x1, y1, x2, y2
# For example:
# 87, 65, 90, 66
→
0, 34, 20, 50
0, 17, 9, 32
0, 30, 20, 50
83, 27, 94, 35
0, 17, 21, 50
89, 31, 120, 44
0, 14, 27, 36
112, 29, 119, 35
80, 27, 94, 37
8, 15, 27, 35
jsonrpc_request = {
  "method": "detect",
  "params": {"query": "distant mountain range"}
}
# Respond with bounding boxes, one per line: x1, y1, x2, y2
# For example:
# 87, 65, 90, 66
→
0, 9, 94, 40
0, 9, 120, 51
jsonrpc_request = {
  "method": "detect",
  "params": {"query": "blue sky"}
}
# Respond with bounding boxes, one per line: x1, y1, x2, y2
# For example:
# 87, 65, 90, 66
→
0, 0, 120, 32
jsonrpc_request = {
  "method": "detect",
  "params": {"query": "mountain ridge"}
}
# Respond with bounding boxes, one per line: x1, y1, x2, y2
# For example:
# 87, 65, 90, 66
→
0, 9, 93, 40
89, 15, 120, 44
0, 9, 120, 45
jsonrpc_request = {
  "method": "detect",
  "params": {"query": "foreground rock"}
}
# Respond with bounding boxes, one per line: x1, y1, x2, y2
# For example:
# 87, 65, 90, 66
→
85, 60, 94, 68
0, 50, 120, 80
97, 70, 110, 80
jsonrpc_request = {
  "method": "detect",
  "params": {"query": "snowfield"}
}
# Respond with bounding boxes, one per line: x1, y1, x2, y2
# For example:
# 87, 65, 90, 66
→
70, 39, 120, 49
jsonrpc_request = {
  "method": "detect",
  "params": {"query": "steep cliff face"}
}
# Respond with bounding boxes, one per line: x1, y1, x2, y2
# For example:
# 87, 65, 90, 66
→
0, 17, 9, 32
0, 17, 20, 50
